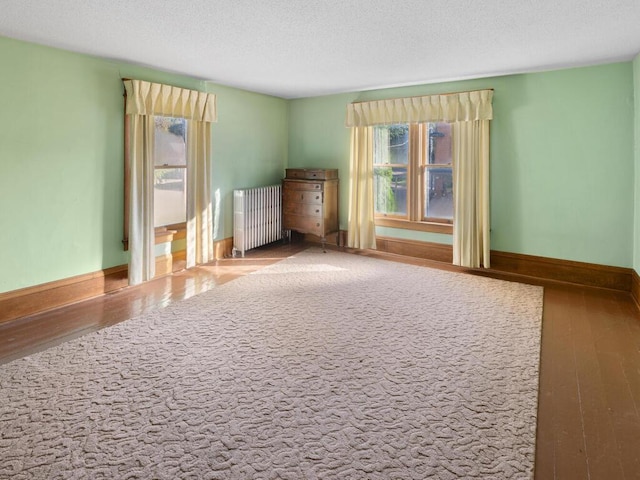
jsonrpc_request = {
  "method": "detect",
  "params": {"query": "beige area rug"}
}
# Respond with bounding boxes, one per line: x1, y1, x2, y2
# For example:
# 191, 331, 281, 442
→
0, 248, 543, 479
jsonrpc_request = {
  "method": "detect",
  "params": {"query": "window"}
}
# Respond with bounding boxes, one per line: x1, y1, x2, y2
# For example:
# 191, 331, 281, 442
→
153, 116, 187, 228
373, 122, 453, 232
346, 89, 491, 261
373, 124, 409, 216
123, 78, 217, 284
122, 115, 188, 250
424, 123, 453, 222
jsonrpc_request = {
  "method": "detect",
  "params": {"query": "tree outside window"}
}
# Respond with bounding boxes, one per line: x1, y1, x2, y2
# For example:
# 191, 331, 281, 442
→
373, 122, 452, 225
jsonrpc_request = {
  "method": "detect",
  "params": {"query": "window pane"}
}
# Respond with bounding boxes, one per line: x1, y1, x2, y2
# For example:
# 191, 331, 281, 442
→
154, 117, 187, 166
425, 167, 453, 221
427, 122, 451, 165
374, 166, 407, 215
154, 168, 186, 226
374, 124, 409, 165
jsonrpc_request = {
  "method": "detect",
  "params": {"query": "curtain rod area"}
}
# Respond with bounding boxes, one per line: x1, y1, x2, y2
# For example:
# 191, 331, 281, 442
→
350, 88, 494, 104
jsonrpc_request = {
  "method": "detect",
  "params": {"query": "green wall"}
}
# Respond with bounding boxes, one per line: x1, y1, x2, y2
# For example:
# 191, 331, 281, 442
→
1, 33, 636, 294
634, 53, 640, 272
289, 63, 635, 268
208, 83, 288, 239
0, 36, 288, 293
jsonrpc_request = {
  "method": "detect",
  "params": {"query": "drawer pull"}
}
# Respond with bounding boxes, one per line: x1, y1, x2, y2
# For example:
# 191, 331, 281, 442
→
315, 196, 320, 200
315, 185, 320, 189
315, 209, 320, 213
316, 223, 320, 227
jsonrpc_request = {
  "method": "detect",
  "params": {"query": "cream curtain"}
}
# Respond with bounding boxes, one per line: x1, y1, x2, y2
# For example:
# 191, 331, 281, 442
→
346, 90, 493, 127
345, 90, 492, 266
124, 80, 217, 285
347, 126, 377, 249
128, 115, 156, 285
452, 121, 491, 268
124, 80, 217, 121
186, 121, 214, 267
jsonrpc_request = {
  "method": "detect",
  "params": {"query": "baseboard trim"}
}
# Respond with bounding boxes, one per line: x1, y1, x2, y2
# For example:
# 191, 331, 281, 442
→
0, 237, 235, 325
214, 237, 234, 259
0, 265, 129, 324
155, 253, 173, 278
2, 235, 632, 324
373, 236, 632, 292
375, 236, 453, 263
172, 249, 187, 272
632, 270, 640, 310
490, 250, 631, 292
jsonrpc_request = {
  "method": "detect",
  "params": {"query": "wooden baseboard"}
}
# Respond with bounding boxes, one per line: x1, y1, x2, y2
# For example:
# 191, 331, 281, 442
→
173, 238, 233, 271
375, 236, 453, 263
2, 235, 633, 325
172, 250, 187, 270
490, 250, 632, 292
0, 256, 171, 324
214, 237, 234, 259
0, 237, 235, 325
0, 265, 129, 324
155, 253, 173, 278
373, 236, 632, 292
632, 270, 640, 309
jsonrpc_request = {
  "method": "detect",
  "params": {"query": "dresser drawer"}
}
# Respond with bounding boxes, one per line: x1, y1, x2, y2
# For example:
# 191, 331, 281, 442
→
283, 189, 323, 205
283, 180, 323, 191
283, 214, 324, 236
285, 168, 338, 180
283, 202, 323, 217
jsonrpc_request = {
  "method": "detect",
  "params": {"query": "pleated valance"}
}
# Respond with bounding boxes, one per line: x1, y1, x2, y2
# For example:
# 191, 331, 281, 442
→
123, 79, 217, 122
345, 89, 493, 127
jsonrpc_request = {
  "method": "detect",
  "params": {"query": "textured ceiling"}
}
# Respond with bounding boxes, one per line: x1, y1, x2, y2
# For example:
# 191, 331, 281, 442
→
1, 0, 640, 98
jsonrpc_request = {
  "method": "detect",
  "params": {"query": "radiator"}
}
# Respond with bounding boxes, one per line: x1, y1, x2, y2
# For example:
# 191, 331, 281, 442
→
233, 185, 283, 257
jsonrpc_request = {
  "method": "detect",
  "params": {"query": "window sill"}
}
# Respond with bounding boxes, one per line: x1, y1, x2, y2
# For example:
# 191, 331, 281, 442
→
164, 223, 186, 241
122, 224, 185, 251
154, 227, 178, 244
375, 217, 453, 235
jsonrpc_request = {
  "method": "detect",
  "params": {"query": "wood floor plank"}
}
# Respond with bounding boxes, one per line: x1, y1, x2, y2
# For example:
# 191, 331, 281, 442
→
545, 288, 590, 479
592, 297, 640, 479
571, 290, 626, 479
615, 299, 640, 418
535, 289, 558, 480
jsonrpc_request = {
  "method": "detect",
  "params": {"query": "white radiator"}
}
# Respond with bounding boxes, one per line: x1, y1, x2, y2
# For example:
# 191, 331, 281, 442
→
233, 185, 282, 257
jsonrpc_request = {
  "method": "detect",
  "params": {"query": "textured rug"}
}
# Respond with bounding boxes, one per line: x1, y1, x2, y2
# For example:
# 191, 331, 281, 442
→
0, 248, 543, 479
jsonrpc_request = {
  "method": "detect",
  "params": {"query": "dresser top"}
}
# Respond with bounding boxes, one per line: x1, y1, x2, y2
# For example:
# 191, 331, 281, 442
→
285, 168, 338, 180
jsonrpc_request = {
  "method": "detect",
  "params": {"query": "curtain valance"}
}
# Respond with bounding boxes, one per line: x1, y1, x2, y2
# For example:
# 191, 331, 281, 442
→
124, 80, 217, 122
345, 89, 493, 127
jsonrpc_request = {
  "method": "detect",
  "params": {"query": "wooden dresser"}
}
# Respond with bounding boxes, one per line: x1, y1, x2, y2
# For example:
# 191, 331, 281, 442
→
282, 168, 339, 249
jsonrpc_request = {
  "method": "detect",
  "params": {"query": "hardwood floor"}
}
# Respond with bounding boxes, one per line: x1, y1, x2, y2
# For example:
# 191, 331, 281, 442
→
1, 241, 639, 479
0, 243, 309, 364
536, 286, 640, 479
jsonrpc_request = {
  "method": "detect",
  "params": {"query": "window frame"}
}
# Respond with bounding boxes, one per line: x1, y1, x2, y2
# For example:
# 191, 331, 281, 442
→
122, 109, 188, 251
152, 116, 188, 230
373, 123, 410, 219
374, 123, 453, 235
